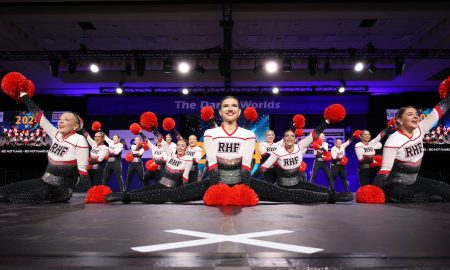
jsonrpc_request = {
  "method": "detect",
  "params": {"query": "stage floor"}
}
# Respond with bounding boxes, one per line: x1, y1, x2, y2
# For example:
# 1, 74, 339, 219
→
1, 194, 450, 269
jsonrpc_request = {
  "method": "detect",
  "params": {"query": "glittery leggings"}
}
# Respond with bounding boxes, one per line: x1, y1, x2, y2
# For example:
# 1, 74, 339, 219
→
0, 178, 71, 203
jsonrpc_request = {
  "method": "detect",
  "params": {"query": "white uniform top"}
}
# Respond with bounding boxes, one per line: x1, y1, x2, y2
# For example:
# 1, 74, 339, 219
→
148, 141, 167, 162
131, 144, 145, 162
86, 134, 109, 162
260, 131, 315, 171
331, 139, 351, 161
355, 133, 383, 162
379, 107, 440, 175
186, 145, 203, 164
204, 125, 256, 171
165, 141, 177, 154
37, 112, 89, 175
104, 135, 124, 157
313, 141, 329, 159
161, 139, 193, 182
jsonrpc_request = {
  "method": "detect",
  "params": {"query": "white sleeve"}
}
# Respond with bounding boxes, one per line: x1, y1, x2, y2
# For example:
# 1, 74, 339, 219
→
111, 143, 123, 155
258, 143, 267, 156
242, 137, 256, 171
379, 146, 398, 173
194, 148, 203, 163
342, 139, 351, 149
260, 153, 278, 170
76, 136, 89, 175
97, 147, 109, 162
85, 133, 95, 147
298, 132, 314, 151
104, 135, 113, 146
355, 145, 364, 161
37, 112, 57, 139
161, 139, 173, 156
420, 108, 439, 134
182, 160, 193, 182
204, 131, 217, 170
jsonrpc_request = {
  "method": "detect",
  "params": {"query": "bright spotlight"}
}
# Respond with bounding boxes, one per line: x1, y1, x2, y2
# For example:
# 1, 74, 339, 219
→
182, 88, 189, 95
272, 87, 279, 94
90, 63, 100, 73
178, 62, 190, 74
338, 80, 346, 93
115, 87, 123, 94
354, 62, 364, 72
265, 61, 278, 73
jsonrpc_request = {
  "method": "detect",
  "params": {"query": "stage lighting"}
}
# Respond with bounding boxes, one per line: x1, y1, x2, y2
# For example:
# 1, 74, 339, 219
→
195, 62, 206, 73
68, 60, 77, 74
264, 61, 278, 73
115, 86, 123, 94
307, 56, 318, 76
90, 63, 100, 73
282, 58, 292, 72
178, 62, 190, 74
338, 80, 346, 93
395, 58, 405, 76
163, 59, 173, 73
354, 61, 364, 72
49, 59, 60, 77
272, 87, 279, 94
182, 88, 189, 95
134, 58, 145, 77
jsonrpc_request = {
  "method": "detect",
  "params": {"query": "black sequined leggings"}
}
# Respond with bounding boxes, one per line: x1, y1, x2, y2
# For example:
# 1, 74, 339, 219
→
0, 178, 71, 203
382, 176, 450, 203
129, 176, 330, 204
89, 168, 104, 186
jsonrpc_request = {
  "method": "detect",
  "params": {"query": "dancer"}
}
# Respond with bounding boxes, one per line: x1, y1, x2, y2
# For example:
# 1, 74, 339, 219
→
310, 133, 334, 191
107, 96, 351, 204
103, 134, 125, 191
107, 138, 193, 203
0, 85, 89, 203
330, 137, 354, 192
258, 130, 280, 183
83, 131, 109, 186
143, 137, 167, 185
124, 137, 145, 191
165, 134, 177, 154
185, 135, 203, 183
354, 128, 390, 186
257, 129, 352, 198
373, 92, 450, 202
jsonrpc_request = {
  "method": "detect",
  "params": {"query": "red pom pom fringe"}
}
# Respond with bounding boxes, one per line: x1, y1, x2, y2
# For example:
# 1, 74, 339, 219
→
91, 121, 102, 132
85, 185, 112, 203
162, 117, 176, 131
203, 183, 232, 206
1, 72, 35, 102
299, 161, 307, 172
438, 76, 450, 99
341, 156, 348, 166
200, 106, 214, 122
229, 184, 259, 206
129, 123, 142, 135
295, 128, 304, 137
352, 130, 362, 138
324, 104, 346, 124
356, 185, 385, 204
140, 112, 158, 131
125, 152, 134, 162
244, 107, 258, 123
293, 114, 306, 129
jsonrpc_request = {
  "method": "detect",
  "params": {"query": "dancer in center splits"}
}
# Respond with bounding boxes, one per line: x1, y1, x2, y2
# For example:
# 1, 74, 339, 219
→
107, 96, 352, 204
256, 129, 353, 199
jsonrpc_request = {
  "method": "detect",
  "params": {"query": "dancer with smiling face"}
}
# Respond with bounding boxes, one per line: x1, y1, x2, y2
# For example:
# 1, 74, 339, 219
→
107, 96, 351, 204
0, 92, 89, 203
258, 130, 280, 183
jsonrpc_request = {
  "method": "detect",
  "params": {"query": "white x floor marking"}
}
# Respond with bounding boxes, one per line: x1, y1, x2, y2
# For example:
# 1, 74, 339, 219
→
131, 229, 323, 254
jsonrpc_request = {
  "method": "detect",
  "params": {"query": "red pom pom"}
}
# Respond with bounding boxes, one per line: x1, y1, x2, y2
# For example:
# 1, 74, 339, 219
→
438, 76, 450, 99
243, 107, 258, 123
85, 185, 112, 203
91, 121, 102, 132
293, 114, 306, 129
1, 72, 35, 102
200, 106, 215, 122
352, 130, 362, 138
299, 161, 307, 172
145, 160, 158, 171
140, 112, 158, 131
312, 138, 323, 150
370, 155, 383, 168
387, 118, 396, 128
129, 123, 142, 135
295, 128, 304, 137
125, 152, 134, 162
324, 104, 346, 124
356, 185, 385, 204
341, 156, 348, 166
229, 184, 259, 206
162, 117, 176, 131
203, 183, 232, 206
323, 151, 332, 161
142, 141, 150, 151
